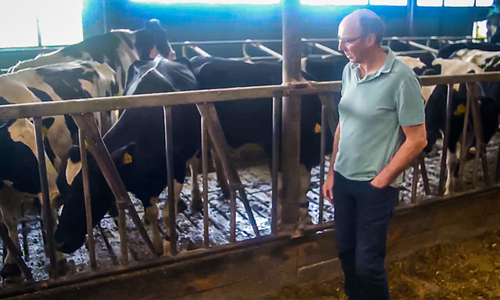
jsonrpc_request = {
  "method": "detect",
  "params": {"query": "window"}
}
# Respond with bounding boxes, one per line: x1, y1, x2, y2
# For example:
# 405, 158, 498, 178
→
131, 0, 281, 4
476, 0, 493, 6
300, 0, 368, 5
369, 0, 407, 6
0, 0, 83, 48
417, 0, 443, 6
444, 0, 474, 6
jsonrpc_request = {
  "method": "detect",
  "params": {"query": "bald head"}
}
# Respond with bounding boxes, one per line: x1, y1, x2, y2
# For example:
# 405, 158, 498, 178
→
340, 9, 386, 45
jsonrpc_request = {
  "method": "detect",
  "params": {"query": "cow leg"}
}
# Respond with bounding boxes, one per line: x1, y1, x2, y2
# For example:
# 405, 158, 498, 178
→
0, 186, 22, 281
275, 164, 312, 233
41, 203, 68, 276
210, 148, 230, 200
445, 150, 458, 195
8, 119, 60, 208
187, 156, 203, 213
298, 164, 312, 228
145, 197, 163, 255
162, 180, 184, 255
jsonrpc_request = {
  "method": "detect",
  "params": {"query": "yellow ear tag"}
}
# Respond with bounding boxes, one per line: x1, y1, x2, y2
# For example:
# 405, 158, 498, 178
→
314, 124, 321, 133
454, 104, 466, 116
41, 126, 48, 137
123, 153, 133, 164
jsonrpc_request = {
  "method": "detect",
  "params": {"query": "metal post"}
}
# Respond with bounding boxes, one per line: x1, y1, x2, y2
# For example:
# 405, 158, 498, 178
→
438, 84, 453, 196
458, 87, 471, 192
163, 106, 177, 256
33, 117, 58, 279
281, 0, 302, 228
79, 130, 97, 271
201, 117, 210, 248
318, 105, 327, 224
272, 97, 282, 235
411, 160, 419, 204
407, 0, 415, 36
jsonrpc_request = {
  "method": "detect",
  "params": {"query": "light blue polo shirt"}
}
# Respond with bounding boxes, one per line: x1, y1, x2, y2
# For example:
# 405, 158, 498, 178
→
334, 46, 425, 186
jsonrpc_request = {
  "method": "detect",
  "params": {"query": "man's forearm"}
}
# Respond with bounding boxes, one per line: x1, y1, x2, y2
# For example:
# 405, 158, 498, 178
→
328, 125, 341, 175
374, 139, 426, 187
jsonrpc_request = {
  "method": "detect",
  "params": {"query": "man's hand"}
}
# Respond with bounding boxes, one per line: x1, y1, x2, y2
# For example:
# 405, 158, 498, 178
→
370, 176, 387, 189
322, 172, 334, 203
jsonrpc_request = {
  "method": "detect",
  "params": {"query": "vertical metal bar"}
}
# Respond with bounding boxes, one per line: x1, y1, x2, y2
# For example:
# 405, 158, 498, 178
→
118, 208, 128, 266
458, 87, 471, 192
281, 0, 302, 228
102, 0, 108, 34
438, 84, 453, 196
496, 143, 500, 184
467, 83, 489, 187
33, 117, 58, 279
272, 96, 281, 235
163, 106, 177, 256
21, 203, 29, 262
36, 15, 42, 47
201, 117, 210, 248
79, 130, 97, 271
411, 160, 419, 204
230, 188, 237, 244
419, 155, 431, 196
408, 0, 415, 36
318, 105, 327, 224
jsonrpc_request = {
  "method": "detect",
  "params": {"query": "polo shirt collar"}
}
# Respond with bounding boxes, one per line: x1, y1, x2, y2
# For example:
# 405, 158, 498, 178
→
350, 46, 397, 82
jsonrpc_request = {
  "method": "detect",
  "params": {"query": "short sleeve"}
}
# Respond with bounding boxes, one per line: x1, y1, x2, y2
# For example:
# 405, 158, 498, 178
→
396, 74, 425, 127
340, 63, 349, 97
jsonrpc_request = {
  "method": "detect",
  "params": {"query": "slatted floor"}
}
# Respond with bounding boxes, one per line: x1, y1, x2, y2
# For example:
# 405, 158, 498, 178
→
1, 132, 500, 286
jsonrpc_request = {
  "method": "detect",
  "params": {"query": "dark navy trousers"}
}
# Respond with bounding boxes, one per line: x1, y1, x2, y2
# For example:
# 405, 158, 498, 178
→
333, 171, 399, 300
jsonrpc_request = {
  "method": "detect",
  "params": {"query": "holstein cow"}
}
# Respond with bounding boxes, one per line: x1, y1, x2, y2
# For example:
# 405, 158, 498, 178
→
436, 42, 500, 60
423, 67, 500, 194
0, 60, 118, 279
55, 55, 199, 255
9, 19, 175, 132
54, 55, 332, 255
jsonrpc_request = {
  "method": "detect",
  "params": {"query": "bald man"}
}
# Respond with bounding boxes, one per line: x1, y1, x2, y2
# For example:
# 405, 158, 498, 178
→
321, 9, 427, 300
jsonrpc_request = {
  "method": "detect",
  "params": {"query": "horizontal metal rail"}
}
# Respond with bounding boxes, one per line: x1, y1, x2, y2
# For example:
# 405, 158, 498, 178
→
1, 72, 500, 120
171, 35, 479, 47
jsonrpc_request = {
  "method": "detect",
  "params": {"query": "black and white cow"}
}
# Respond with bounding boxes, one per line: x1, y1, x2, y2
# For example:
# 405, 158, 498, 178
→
55, 55, 199, 255
54, 55, 333, 255
9, 19, 175, 133
0, 60, 118, 279
422, 67, 500, 194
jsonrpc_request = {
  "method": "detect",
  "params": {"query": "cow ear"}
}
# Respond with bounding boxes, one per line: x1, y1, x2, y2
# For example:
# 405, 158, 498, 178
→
41, 117, 55, 136
111, 142, 136, 166
66, 146, 83, 186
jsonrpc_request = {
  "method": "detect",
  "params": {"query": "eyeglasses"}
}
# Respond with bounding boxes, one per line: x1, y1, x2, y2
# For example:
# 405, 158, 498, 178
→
337, 35, 366, 44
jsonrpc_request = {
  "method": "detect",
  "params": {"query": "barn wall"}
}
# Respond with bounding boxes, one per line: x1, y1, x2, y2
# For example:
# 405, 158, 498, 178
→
0, 0, 491, 71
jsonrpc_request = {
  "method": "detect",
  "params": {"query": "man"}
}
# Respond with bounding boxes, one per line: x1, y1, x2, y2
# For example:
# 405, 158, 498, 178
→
321, 9, 427, 300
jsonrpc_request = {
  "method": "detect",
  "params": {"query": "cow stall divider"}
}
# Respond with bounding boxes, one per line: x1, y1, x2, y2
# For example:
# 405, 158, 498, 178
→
0, 71, 499, 290
177, 35, 484, 63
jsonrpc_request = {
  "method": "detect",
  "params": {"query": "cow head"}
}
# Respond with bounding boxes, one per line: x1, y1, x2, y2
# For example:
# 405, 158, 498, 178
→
54, 143, 136, 253
135, 19, 175, 62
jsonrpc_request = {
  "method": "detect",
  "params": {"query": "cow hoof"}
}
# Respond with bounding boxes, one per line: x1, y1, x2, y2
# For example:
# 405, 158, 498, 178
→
221, 189, 231, 200
178, 199, 188, 214
0, 263, 22, 282
190, 199, 203, 214
48, 258, 69, 278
